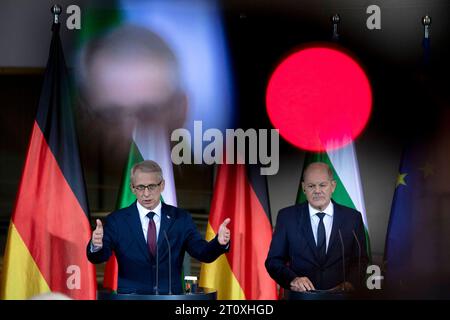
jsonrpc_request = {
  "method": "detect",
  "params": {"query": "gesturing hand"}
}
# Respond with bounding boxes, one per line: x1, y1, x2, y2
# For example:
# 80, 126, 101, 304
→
92, 219, 104, 249
218, 218, 231, 245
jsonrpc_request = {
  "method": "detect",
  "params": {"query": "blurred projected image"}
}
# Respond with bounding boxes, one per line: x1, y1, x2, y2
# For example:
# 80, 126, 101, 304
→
118, 0, 234, 133
75, 0, 234, 207
78, 24, 187, 132
77, 24, 185, 205
76, 0, 234, 136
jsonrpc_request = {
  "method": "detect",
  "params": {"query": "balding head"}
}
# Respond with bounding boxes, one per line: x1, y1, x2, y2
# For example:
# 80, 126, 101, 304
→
76, 24, 187, 130
303, 162, 334, 182
78, 24, 181, 107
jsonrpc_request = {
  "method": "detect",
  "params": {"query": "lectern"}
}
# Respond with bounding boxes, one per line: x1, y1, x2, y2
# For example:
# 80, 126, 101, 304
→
97, 288, 217, 300
285, 289, 351, 300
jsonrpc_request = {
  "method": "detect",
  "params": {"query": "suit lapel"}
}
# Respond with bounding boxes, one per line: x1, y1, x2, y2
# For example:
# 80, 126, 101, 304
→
325, 201, 345, 264
157, 202, 176, 257
298, 204, 320, 263
125, 202, 151, 263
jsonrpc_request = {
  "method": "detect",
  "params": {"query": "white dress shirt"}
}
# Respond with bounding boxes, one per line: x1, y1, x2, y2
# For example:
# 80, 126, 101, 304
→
309, 201, 334, 253
90, 201, 163, 253
137, 200, 162, 242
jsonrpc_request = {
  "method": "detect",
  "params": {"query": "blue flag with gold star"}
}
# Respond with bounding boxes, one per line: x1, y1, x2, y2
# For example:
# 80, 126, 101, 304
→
385, 134, 450, 298
384, 146, 419, 293
384, 20, 450, 298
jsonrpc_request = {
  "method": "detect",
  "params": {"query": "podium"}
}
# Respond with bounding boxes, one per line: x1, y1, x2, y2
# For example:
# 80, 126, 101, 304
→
97, 288, 217, 300
285, 289, 351, 300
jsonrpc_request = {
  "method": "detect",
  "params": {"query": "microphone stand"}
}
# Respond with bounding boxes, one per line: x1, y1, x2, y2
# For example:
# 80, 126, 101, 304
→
352, 229, 362, 285
164, 230, 172, 295
338, 229, 346, 292
155, 238, 159, 295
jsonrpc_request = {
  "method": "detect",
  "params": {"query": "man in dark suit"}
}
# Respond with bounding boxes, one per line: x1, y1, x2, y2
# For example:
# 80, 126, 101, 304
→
87, 160, 231, 294
265, 162, 368, 292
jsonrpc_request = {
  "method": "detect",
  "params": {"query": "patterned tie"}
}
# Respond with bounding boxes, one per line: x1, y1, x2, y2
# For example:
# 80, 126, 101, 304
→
147, 212, 157, 257
316, 212, 326, 263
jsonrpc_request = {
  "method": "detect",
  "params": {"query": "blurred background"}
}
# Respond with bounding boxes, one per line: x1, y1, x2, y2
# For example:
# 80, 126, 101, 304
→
0, 0, 449, 293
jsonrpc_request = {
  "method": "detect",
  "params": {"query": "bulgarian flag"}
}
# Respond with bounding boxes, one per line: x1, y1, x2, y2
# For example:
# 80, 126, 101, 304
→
297, 143, 371, 257
102, 123, 177, 291
199, 164, 278, 300
0, 23, 96, 299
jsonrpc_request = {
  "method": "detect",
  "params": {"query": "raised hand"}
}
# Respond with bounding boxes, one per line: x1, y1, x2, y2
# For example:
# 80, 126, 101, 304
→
218, 218, 231, 245
92, 219, 104, 249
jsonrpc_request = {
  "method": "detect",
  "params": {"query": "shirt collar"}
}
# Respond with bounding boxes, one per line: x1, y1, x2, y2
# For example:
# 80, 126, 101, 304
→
136, 200, 162, 220
308, 201, 334, 218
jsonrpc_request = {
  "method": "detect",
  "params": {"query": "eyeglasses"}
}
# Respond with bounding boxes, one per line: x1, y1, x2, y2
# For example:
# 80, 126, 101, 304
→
133, 181, 163, 192
304, 181, 334, 193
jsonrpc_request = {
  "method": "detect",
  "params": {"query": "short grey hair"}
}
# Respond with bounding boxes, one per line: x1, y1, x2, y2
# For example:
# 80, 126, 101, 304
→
130, 160, 163, 184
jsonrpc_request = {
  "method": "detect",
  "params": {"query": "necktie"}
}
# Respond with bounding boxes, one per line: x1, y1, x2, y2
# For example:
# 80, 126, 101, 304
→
316, 212, 326, 263
147, 212, 157, 256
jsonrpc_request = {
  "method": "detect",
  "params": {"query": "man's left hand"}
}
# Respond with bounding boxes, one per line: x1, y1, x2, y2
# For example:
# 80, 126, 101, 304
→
218, 218, 231, 245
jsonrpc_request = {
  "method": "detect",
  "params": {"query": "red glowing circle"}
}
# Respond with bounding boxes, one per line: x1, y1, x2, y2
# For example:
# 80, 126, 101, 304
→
266, 45, 372, 151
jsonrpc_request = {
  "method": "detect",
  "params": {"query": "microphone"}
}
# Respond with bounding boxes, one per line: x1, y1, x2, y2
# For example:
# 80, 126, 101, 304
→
163, 230, 172, 295
338, 229, 346, 292
155, 236, 159, 295
352, 229, 362, 286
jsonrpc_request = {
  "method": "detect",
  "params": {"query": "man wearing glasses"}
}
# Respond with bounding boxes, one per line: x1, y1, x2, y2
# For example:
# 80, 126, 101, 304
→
87, 160, 231, 295
265, 162, 368, 295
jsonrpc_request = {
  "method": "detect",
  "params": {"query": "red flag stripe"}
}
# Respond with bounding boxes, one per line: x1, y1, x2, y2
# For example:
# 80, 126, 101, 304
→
12, 122, 96, 299
209, 164, 276, 299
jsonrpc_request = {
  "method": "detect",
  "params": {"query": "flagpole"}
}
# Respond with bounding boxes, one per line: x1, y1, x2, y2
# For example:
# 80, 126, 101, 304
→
51, 4, 62, 25
422, 15, 431, 67
422, 15, 431, 38
331, 14, 340, 42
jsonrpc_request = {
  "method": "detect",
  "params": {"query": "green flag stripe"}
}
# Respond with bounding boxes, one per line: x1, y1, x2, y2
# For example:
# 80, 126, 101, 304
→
116, 141, 144, 209
77, 8, 123, 48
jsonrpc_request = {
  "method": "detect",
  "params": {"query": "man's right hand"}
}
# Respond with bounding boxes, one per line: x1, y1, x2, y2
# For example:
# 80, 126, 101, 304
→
290, 277, 315, 292
92, 219, 103, 249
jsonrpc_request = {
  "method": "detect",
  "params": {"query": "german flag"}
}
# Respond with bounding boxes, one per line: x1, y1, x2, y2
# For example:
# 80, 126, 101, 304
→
0, 23, 96, 299
199, 163, 277, 299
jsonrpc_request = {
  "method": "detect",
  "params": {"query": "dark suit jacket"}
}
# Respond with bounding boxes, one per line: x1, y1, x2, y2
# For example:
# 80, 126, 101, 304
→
87, 202, 228, 294
265, 200, 369, 290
